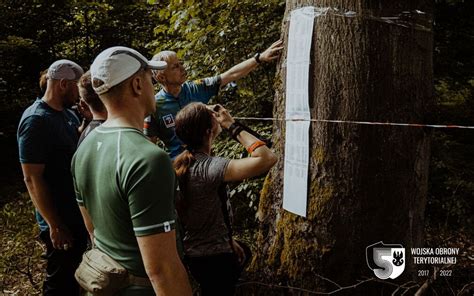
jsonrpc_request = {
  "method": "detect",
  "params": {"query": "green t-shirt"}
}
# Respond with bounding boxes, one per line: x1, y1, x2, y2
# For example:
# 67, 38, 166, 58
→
72, 126, 176, 277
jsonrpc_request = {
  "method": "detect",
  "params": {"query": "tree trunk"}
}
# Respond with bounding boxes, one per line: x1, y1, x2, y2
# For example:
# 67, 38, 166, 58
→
249, 0, 433, 294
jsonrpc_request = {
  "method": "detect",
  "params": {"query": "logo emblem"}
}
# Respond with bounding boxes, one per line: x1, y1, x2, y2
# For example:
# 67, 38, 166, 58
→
162, 114, 175, 128
366, 241, 405, 279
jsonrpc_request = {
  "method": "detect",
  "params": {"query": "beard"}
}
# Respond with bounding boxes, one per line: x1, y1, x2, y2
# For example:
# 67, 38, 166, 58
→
63, 86, 79, 108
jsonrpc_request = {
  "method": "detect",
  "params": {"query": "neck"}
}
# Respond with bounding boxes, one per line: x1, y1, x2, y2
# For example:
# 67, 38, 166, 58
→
102, 97, 145, 130
162, 84, 182, 98
91, 110, 108, 121
197, 137, 213, 155
42, 89, 64, 111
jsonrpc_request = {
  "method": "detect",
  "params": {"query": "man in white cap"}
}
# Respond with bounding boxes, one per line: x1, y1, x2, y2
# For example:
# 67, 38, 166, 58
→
72, 46, 192, 295
17, 59, 88, 295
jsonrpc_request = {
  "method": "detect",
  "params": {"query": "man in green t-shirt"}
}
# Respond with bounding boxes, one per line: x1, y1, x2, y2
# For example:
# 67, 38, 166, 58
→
71, 46, 192, 295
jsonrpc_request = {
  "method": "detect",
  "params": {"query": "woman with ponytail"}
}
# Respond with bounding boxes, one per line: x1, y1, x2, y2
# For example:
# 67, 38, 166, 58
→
174, 102, 277, 295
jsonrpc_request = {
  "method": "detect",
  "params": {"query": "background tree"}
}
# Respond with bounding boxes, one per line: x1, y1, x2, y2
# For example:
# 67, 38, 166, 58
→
251, 0, 434, 293
0, 0, 472, 294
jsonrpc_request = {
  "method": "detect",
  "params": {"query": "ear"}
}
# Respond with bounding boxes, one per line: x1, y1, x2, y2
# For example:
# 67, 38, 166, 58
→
131, 75, 143, 96
59, 79, 68, 90
156, 72, 167, 84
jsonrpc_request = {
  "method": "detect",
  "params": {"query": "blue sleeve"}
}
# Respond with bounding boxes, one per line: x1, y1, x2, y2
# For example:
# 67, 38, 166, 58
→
187, 75, 221, 104
18, 115, 51, 164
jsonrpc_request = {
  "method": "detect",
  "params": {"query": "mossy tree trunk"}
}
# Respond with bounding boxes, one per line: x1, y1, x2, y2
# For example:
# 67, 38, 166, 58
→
250, 0, 433, 293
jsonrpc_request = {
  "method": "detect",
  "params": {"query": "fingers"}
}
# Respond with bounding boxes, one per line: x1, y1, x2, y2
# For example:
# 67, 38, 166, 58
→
237, 249, 245, 264
236, 246, 246, 265
270, 39, 283, 48
268, 47, 284, 59
50, 227, 74, 250
231, 240, 246, 265
261, 42, 284, 62
206, 104, 225, 114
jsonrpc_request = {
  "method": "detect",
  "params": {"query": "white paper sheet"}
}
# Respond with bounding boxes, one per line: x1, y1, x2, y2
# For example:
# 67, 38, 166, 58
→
282, 7, 315, 217
283, 121, 310, 216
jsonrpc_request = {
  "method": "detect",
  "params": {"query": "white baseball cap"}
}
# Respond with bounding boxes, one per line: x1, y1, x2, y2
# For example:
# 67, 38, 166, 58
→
47, 59, 84, 80
90, 46, 167, 95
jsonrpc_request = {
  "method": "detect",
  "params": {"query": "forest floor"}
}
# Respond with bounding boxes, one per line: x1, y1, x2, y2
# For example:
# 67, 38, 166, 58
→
1, 191, 472, 295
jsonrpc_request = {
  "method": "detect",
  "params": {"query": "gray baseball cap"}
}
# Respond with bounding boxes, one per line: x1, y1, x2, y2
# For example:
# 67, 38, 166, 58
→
47, 59, 84, 80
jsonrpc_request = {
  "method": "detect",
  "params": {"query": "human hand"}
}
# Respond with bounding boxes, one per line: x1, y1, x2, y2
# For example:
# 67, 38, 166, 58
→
231, 239, 246, 266
259, 40, 284, 63
209, 104, 235, 129
77, 99, 92, 122
50, 225, 74, 251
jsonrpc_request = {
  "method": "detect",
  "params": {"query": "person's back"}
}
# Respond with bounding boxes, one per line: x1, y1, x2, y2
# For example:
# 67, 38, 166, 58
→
72, 46, 192, 295
174, 102, 277, 295
179, 152, 232, 257
73, 126, 175, 276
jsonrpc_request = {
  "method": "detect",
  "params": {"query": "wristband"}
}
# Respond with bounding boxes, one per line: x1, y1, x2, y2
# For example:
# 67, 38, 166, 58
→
254, 53, 261, 64
247, 140, 266, 154
228, 122, 244, 140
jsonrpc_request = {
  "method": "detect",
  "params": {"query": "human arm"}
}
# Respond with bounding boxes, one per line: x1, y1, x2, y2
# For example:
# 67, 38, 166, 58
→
77, 99, 92, 134
147, 136, 158, 144
137, 231, 192, 295
231, 239, 246, 265
127, 148, 191, 294
21, 163, 74, 249
79, 206, 94, 242
212, 106, 277, 182
219, 39, 283, 86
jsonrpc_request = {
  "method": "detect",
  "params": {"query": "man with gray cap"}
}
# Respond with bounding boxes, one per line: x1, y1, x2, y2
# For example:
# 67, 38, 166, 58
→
17, 59, 88, 295
72, 46, 192, 295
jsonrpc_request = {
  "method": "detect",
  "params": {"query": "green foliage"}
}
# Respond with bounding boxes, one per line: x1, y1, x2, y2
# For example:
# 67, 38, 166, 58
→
0, 193, 43, 295
147, 0, 284, 232
0, 0, 159, 113
148, 0, 285, 117
427, 0, 474, 232
0, 0, 473, 292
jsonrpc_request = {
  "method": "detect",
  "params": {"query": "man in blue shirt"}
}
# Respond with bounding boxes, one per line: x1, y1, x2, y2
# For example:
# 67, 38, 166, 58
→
144, 40, 283, 159
17, 59, 88, 295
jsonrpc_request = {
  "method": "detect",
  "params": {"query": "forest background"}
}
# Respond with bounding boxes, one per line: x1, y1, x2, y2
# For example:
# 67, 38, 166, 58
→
0, 0, 472, 294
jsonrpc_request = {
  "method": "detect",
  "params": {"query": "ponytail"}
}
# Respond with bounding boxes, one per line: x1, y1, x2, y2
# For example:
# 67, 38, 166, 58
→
173, 102, 214, 212
173, 149, 196, 182
173, 149, 196, 215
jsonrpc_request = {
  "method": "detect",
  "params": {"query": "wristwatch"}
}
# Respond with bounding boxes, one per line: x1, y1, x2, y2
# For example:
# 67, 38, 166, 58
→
254, 52, 262, 64
228, 122, 244, 140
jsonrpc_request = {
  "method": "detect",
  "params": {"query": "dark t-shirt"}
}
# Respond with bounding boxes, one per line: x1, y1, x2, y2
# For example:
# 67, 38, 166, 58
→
77, 119, 105, 147
17, 99, 84, 231
179, 152, 232, 257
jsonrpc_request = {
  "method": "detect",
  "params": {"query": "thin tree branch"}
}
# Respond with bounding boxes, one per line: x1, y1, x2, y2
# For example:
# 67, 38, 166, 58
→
415, 266, 439, 296
237, 275, 422, 295
457, 281, 474, 296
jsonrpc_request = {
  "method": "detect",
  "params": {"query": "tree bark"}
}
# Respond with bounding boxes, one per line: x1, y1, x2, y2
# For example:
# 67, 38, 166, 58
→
250, 0, 433, 294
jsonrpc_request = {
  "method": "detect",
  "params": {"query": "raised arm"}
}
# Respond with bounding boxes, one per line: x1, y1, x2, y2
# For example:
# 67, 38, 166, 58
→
213, 106, 277, 182
137, 231, 192, 295
219, 40, 283, 87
